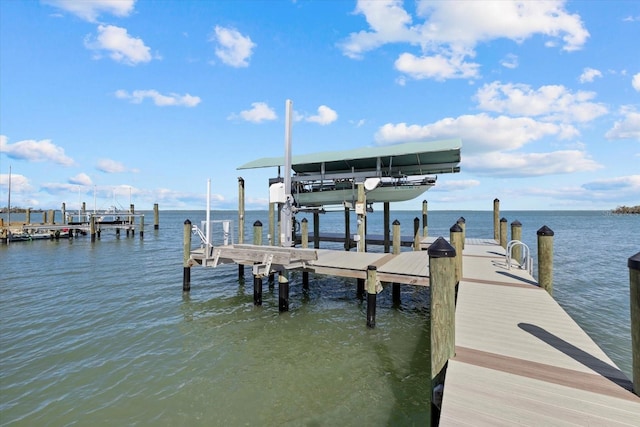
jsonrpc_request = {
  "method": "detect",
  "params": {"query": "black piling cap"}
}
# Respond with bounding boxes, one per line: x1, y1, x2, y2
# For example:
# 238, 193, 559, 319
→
537, 225, 554, 236
253, 220, 262, 226
494, 198, 500, 202
511, 220, 522, 227
629, 252, 640, 271
450, 223, 462, 232
500, 217, 507, 223
457, 216, 466, 223
301, 218, 308, 223
184, 219, 191, 225
393, 219, 401, 225
428, 236, 456, 258
367, 265, 377, 271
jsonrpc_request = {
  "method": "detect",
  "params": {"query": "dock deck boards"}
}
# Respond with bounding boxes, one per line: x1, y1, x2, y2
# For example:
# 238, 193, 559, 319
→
440, 240, 640, 426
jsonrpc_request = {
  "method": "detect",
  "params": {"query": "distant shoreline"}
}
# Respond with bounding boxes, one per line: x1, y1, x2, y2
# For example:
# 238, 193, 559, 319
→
611, 205, 640, 214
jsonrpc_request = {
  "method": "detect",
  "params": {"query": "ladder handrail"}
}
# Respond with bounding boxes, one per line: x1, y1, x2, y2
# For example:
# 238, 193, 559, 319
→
506, 240, 533, 275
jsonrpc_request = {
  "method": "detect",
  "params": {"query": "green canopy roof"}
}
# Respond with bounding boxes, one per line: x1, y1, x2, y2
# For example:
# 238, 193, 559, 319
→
237, 139, 461, 176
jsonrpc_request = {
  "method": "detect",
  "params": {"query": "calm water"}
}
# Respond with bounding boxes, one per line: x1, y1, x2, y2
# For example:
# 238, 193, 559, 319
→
1, 209, 638, 426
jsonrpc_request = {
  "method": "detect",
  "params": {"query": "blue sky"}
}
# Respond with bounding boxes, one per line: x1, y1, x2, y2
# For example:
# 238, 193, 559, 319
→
1, 0, 639, 212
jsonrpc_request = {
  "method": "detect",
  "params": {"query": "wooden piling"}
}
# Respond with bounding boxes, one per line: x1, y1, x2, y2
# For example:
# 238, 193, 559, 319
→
129, 204, 135, 225
457, 217, 465, 249
366, 265, 378, 328
629, 252, 640, 396
500, 217, 508, 249
357, 278, 365, 300
153, 203, 159, 229
62, 203, 66, 225
450, 223, 463, 285
238, 177, 245, 245
493, 198, 500, 241
413, 217, 420, 251
537, 225, 554, 295
344, 206, 351, 251
183, 219, 192, 292
511, 220, 522, 262
42, 210, 47, 224
301, 218, 308, 248
90, 214, 96, 242
384, 202, 390, 253
422, 200, 428, 237
139, 214, 144, 238
356, 183, 365, 253
278, 271, 289, 312
392, 220, 401, 255
428, 237, 456, 386
253, 220, 263, 246
49, 209, 55, 224
269, 202, 275, 246
253, 274, 263, 306
313, 211, 320, 249
26, 208, 30, 225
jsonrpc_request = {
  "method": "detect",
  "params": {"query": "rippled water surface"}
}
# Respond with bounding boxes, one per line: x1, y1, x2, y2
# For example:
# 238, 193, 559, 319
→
1, 209, 637, 426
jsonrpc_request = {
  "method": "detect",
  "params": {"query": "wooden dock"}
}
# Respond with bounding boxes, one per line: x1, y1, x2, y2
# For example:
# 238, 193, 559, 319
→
439, 239, 640, 426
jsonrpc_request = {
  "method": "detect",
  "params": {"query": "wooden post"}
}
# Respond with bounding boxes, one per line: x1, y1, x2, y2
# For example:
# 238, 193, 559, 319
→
457, 216, 465, 249
90, 214, 96, 242
279, 271, 289, 312
413, 217, 420, 251
511, 220, 522, 262
450, 223, 463, 285
493, 198, 500, 242
537, 226, 554, 295
129, 204, 135, 225
500, 217, 508, 249
153, 203, 159, 229
253, 274, 262, 306
301, 218, 308, 248
366, 265, 378, 328
268, 202, 275, 246
428, 237, 456, 387
183, 219, 192, 292
139, 214, 144, 238
344, 206, 351, 251
356, 183, 366, 253
313, 211, 320, 249
357, 278, 365, 300
62, 203, 66, 225
26, 208, 30, 225
629, 252, 640, 396
238, 177, 245, 244
82, 202, 86, 218
383, 202, 390, 253
422, 200, 428, 237
42, 210, 47, 224
253, 220, 263, 246
392, 220, 401, 255
48, 209, 54, 224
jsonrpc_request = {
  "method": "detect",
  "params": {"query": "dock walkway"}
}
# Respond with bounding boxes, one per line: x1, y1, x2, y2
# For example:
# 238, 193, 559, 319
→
440, 239, 640, 426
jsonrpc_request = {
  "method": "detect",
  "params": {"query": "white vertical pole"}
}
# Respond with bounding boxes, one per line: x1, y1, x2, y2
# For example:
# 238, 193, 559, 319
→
281, 99, 294, 247
206, 178, 212, 253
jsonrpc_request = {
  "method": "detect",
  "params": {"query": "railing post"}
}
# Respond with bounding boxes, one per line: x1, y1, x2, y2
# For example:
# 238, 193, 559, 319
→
511, 220, 522, 262
428, 237, 456, 402
183, 219, 192, 292
629, 252, 640, 396
493, 198, 500, 242
537, 226, 554, 295
500, 217, 508, 249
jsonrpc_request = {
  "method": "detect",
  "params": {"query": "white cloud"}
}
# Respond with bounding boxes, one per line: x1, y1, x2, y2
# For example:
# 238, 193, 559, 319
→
463, 150, 602, 176
211, 26, 256, 67
68, 173, 93, 186
579, 67, 602, 83
340, 0, 589, 81
96, 158, 127, 173
632, 73, 640, 92
43, 0, 135, 22
431, 179, 480, 192
582, 175, 640, 192
115, 89, 201, 107
306, 105, 338, 125
500, 54, 519, 69
374, 114, 578, 153
85, 25, 152, 65
0, 173, 32, 193
230, 102, 277, 123
0, 135, 74, 166
474, 81, 608, 123
605, 109, 640, 141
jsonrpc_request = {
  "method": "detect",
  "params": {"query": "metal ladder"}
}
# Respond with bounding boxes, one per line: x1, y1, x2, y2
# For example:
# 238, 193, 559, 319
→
505, 240, 533, 275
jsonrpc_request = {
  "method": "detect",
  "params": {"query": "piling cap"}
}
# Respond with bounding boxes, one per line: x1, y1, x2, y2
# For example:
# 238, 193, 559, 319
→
500, 217, 507, 223
301, 218, 308, 223
428, 236, 456, 258
392, 219, 401, 225
184, 219, 191, 225
457, 216, 466, 223
629, 252, 640, 271
511, 220, 522, 227
367, 265, 377, 271
253, 220, 262, 226
450, 223, 462, 232
537, 225, 554, 236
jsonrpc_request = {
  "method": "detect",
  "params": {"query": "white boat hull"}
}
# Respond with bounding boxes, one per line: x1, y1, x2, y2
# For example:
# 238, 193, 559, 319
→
294, 183, 434, 207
